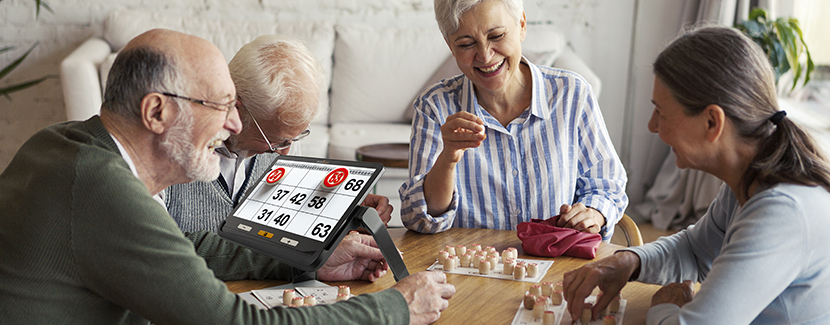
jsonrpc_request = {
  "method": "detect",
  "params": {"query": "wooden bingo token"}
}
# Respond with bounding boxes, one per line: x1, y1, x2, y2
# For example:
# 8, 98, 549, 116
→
282, 289, 295, 305
460, 253, 472, 267
438, 250, 449, 263
580, 304, 593, 323
541, 281, 554, 297
304, 295, 317, 306
292, 296, 304, 306
265, 167, 286, 184
508, 247, 518, 259
526, 263, 539, 278
322, 167, 349, 188
503, 258, 515, 274
471, 243, 482, 251
336, 293, 349, 302
551, 290, 563, 305
603, 315, 616, 325
338, 285, 350, 296
529, 284, 542, 296
543, 310, 556, 325
488, 256, 499, 270
485, 246, 496, 253
524, 293, 536, 310
608, 295, 621, 313
473, 253, 485, 268
443, 255, 456, 271
456, 244, 467, 256
478, 258, 490, 275
445, 245, 456, 256
513, 265, 526, 280
533, 300, 546, 319
501, 250, 511, 262
555, 282, 563, 291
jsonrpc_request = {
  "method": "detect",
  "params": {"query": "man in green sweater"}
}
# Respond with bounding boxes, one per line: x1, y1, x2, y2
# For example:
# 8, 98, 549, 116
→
0, 28, 454, 324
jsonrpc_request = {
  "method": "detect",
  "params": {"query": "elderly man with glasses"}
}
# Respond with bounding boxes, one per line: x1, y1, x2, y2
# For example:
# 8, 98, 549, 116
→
161, 35, 394, 234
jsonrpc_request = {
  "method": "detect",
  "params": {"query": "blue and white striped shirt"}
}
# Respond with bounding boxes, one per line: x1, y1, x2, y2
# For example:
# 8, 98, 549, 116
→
399, 60, 628, 240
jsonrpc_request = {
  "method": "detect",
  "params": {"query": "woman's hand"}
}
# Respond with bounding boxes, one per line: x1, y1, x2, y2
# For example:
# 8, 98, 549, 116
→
438, 111, 486, 163
563, 251, 640, 321
557, 203, 605, 233
651, 280, 695, 307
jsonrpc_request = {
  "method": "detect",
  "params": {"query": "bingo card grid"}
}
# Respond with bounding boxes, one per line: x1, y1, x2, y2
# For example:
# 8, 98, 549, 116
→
233, 162, 376, 242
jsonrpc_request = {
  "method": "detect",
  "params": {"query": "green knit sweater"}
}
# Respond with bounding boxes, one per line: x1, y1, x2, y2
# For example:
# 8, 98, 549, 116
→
0, 116, 408, 324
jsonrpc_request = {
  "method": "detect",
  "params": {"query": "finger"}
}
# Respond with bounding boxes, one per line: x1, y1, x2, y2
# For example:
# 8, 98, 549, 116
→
440, 283, 456, 299
592, 290, 617, 318
354, 233, 381, 249
349, 237, 385, 260
433, 270, 447, 284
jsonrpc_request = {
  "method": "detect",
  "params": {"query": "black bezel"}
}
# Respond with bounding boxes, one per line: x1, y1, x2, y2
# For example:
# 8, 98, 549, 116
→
218, 155, 384, 271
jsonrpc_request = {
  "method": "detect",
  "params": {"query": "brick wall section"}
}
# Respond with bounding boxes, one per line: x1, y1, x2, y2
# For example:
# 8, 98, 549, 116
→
0, 0, 588, 170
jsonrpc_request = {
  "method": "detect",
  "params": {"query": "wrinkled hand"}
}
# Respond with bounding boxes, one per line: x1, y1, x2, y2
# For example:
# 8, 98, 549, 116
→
652, 280, 695, 307
362, 194, 393, 225
556, 203, 605, 233
563, 251, 640, 321
439, 111, 486, 163
317, 232, 389, 282
391, 271, 456, 325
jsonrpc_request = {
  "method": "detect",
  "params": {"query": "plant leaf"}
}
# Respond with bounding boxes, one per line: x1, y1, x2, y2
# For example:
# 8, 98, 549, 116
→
748, 7, 768, 22
0, 76, 50, 99
0, 43, 38, 80
0, 46, 14, 55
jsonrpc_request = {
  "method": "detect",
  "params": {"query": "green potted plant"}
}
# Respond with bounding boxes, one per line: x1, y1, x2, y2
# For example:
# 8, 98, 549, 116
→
0, 0, 53, 99
735, 7, 814, 92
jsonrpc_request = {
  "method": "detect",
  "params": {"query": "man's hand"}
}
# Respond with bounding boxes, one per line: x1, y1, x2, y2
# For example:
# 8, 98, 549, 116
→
651, 280, 695, 307
317, 232, 389, 282
391, 271, 456, 325
563, 251, 640, 321
362, 194, 393, 225
439, 111, 486, 164
556, 203, 605, 233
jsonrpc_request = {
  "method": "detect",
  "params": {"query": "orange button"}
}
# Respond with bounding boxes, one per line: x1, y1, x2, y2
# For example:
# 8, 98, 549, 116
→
257, 230, 274, 238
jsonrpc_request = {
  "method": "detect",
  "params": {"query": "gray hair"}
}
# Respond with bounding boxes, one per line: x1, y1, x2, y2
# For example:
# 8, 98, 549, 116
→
228, 35, 324, 128
654, 26, 830, 194
101, 46, 186, 120
434, 0, 524, 40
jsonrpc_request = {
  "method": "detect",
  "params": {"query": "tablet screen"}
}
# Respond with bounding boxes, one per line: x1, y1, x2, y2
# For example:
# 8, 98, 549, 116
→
219, 155, 384, 270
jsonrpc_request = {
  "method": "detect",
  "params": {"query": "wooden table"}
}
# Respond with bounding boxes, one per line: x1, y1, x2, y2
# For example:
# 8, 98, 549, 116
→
226, 228, 661, 324
355, 143, 409, 168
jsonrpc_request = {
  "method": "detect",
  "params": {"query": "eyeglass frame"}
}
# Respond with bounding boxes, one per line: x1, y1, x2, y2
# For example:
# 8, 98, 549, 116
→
161, 92, 237, 120
248, 110, 311, 152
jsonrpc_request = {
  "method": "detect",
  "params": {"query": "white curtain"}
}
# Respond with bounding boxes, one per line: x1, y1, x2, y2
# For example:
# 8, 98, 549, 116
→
632, 0, 754, 230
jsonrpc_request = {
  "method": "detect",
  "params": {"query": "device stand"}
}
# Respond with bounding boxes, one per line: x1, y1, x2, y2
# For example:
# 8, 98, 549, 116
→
349, 206, 410, 281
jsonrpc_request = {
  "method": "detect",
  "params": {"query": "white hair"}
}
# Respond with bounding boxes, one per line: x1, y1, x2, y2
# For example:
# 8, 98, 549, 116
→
434, 0, 524, 39
228, 35, 324, 128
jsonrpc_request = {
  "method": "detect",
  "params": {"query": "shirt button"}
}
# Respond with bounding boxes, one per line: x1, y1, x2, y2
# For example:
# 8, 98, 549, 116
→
512, 169, 518, 176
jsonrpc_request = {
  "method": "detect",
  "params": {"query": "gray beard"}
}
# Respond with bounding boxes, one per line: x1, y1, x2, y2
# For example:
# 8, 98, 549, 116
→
158, 108, 221, 183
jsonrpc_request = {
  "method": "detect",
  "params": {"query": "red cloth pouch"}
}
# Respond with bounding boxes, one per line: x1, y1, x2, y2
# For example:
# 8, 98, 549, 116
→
516, 216, 601, 259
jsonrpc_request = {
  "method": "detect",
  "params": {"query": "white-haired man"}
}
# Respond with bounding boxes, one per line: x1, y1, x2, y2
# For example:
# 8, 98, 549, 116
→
162, 35, 393, 234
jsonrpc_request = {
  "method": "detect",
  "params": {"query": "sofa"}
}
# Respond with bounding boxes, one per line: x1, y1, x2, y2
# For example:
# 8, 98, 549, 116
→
60, 10, 601, 226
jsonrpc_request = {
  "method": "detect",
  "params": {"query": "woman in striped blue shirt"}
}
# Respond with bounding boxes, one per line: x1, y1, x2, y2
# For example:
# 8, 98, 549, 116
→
399, 0, 628, 239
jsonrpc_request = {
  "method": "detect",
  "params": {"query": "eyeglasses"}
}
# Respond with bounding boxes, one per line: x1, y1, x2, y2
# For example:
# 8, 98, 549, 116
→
248, 111, 311, 152
162, 92, 237, 120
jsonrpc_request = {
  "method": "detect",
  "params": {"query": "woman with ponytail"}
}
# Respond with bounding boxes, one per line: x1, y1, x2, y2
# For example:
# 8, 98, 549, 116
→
561, 26, 830, 324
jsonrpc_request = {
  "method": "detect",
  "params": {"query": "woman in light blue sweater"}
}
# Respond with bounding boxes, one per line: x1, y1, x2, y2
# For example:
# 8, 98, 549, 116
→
562, 26, 830, 324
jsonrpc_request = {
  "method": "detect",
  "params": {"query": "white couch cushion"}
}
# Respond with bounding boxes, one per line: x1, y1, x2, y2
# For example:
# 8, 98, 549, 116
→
100, 10, 335, 126
330, 24, 450, 125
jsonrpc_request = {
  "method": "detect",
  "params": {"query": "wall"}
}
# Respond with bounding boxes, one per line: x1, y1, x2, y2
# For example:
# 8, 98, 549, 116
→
0, 0, 636, 176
